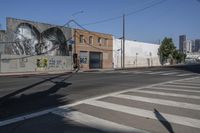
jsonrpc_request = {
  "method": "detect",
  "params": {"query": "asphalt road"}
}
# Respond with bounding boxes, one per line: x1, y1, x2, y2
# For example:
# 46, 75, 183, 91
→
0, 64, 200, 133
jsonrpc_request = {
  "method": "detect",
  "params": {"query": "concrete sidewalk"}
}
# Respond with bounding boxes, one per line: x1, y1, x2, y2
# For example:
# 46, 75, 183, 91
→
0, 71, 72, 77
0, 68, 114, 77
78, 69, 115, 73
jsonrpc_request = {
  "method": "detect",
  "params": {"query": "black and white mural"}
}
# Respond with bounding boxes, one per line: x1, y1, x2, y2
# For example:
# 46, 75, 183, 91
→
8, 22, 69, 56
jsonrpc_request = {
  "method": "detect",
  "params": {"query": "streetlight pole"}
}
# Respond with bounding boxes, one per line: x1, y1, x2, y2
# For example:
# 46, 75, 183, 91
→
121, 39, 123, 68
136, 53, 138, 67
71, 11, 84, 69
63, 11, 84, 69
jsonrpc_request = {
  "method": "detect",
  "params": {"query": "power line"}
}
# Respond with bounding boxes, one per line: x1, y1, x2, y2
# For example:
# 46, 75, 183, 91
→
126, 0, 166, 16
82, 0, 167, 26
82, 15, 122, 27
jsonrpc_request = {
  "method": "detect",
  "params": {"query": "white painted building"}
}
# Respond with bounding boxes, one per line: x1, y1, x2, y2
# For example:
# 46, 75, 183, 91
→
113, 39, 161, 68
183, 40, 193, 53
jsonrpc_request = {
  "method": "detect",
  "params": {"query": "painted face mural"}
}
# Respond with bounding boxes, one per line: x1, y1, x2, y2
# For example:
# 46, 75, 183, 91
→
41, 27, 67, 56
12, 23, 39, 55
10, 23, 68, 56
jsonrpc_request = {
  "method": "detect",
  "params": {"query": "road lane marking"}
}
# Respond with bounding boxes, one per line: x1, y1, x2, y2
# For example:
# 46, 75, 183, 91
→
159, 72, 179, 75
84, 100, 200, 129
53, 110, 150, 133
168, 82, 200, 87
160, 84, 200, 89
0, 108, 56, 127
177, 80, 200, 84
146, 71, 167, 74
114, 94, 200, 110
131, 90, 200, 99
177, 73, 196, 76
146, 86, 200, 93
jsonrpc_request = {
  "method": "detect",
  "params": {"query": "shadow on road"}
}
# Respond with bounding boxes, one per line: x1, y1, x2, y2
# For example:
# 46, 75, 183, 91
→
0, 111, 137, 133
0, 73, 72, 120
154, 109, 174, 133
171, 64, 200, 74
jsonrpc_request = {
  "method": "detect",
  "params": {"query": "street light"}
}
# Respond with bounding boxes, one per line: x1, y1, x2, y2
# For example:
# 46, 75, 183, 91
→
116, 48, 121, 68
149, 52, 152, 66
118, 37, 123, 68
136, 53, 138, 67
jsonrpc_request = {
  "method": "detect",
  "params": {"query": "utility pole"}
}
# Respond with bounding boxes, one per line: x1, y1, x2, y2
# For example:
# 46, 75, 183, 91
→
122, 14, 125, 68
121, 38, 123, 68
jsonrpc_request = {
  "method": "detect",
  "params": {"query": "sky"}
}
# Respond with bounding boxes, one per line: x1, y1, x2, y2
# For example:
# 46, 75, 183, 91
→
0, 0, 200, 47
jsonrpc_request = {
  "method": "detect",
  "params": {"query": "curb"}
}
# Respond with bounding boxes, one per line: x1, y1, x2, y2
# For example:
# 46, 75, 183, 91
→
0, 71, 72, 77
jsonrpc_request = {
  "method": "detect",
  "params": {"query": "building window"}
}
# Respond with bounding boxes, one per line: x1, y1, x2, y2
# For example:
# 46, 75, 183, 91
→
104, 38, 108, 47
89, 36, 93, 44
80, 35, 84, 44
98, 37, 101, 43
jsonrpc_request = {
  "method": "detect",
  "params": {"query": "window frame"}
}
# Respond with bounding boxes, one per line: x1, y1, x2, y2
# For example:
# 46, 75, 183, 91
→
89, 36, 93, 45
79, 35, 84, 44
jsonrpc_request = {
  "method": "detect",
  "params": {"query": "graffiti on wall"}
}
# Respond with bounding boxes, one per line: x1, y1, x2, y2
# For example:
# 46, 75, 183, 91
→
48, 58, 63, 68
19, 58, 28, 67
36, 58, 48, 68
80, 51, 88, 64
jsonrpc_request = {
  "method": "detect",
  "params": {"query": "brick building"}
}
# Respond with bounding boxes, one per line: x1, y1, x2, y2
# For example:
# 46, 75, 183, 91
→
73, 29, 113, 70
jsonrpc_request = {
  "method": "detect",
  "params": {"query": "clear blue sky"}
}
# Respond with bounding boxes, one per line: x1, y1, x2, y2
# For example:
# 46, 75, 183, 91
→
0, 0, 200, 47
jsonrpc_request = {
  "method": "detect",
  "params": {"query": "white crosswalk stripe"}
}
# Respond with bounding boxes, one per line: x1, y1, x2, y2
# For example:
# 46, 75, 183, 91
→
147, 71, 169, 74
127, 90, 200, 99
53, 110, 150, 133
159, 72, 179, 75
114, 94, 200, 110
88, 69, 199, 77
115, 70, 198, 77
147, 86, 200, 93
167, 82, 200, 86
177, 73, 195, 76
160, 84, 200, 89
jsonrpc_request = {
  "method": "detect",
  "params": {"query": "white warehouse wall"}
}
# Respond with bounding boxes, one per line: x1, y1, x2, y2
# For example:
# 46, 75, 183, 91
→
113, 38, 161, 68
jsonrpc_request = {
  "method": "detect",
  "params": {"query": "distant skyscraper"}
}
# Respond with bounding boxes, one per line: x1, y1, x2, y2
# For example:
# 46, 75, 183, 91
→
179, 35, 186, 52
195, 39, 200, 52
192, 40, 195, 53
186, 40, 192, 53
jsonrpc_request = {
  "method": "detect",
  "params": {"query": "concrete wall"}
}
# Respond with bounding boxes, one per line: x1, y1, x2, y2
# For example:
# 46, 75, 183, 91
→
0, 54, 72, 73
113, 39, 161, 68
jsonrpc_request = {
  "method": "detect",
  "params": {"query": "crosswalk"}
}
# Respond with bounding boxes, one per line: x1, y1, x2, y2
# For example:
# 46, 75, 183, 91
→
103, 70, 199, 77
52, 77, 200, 133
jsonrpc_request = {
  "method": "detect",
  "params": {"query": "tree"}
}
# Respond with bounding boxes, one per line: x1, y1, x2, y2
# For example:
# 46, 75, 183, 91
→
158, 37, 176, 65
176, 52, 186, 63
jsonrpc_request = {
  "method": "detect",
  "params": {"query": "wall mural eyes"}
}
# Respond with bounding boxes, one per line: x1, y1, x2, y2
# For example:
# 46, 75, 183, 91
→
11, 23, 68, 56
12, 23, 40, 55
